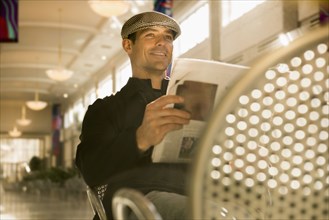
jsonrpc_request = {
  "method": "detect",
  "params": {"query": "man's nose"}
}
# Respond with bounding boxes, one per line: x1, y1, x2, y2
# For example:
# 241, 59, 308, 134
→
155, 35, 167, 45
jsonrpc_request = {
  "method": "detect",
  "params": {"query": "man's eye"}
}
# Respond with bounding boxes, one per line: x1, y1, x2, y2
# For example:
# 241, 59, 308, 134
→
165, 35, 173, 41
145, 33, 155, 38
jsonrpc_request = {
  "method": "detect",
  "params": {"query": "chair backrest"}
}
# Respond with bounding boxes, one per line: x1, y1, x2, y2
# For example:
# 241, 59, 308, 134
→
112, 188, 162, 220
86, 186, 108, 220
190, 24, 328, 220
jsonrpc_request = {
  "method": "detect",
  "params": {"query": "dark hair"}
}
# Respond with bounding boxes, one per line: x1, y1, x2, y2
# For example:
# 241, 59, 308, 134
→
127, 32, 137, 44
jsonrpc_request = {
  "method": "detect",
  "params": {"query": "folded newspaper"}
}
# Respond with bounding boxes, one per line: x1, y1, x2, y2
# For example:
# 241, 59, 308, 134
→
152, 58, 249, 163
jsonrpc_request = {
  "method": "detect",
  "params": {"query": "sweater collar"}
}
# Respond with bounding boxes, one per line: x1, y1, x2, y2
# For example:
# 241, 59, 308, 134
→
127, 77, 168, 95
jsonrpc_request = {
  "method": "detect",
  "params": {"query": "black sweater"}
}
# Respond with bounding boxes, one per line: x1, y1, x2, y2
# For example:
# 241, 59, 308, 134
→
75, 78, 170, 187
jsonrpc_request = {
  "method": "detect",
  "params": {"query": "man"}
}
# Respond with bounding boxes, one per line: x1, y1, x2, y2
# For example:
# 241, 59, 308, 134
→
75, 11, 191, 220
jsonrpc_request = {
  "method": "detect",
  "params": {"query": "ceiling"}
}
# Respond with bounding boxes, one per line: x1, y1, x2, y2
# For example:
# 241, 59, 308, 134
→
0, 0, 153, 105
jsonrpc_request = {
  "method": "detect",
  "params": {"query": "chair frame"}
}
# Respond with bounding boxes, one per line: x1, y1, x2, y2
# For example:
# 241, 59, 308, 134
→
189, 24, 329, 219
112, 188, 162, 220
86, 186, 108, 220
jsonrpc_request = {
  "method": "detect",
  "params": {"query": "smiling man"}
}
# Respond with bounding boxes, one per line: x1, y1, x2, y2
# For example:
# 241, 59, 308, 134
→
123, 26, 174, 83
75, 11, 191, 220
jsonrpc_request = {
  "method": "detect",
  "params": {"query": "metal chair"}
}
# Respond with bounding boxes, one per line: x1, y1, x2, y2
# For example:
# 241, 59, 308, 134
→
190, 24, 329, 220
112, 188, 162, 220
86, 185, 108, 220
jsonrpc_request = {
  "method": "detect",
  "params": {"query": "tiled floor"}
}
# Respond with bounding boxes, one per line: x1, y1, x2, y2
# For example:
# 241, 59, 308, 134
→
0, 184, 94, 220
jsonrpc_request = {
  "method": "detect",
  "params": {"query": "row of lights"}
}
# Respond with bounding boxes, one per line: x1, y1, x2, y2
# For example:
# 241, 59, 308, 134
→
8, 91, 70, 138
46, 1, 133, 82
8, 99, 46, 138
9, 1, 134, 137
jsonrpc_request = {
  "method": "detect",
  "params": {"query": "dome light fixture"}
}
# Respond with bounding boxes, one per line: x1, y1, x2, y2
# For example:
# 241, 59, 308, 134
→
46, 8, 73, 81
26, 92, 47, 111
16, 105, 32, 126
88, 0, 131, 17
46, 67, 73, 81
9, 126, 22, 138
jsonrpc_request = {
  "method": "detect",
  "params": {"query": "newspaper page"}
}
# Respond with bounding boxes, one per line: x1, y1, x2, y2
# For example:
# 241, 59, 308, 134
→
152, 58, 249, 163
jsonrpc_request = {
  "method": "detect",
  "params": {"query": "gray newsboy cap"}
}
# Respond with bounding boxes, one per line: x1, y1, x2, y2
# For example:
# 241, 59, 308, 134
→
121, 11, 181, 40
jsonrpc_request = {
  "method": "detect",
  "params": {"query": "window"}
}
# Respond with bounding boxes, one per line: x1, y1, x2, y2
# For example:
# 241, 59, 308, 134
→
222, 0, 267, 27
98, 75, 113, 98
0, 138, 42, 181
64, 99, 85, 129
73, 99, 85, 123
0, 138, 41, 163
64, 107, 73, 129
84, 88, 97, 107
115, 62, 131, 92
174, 3, 209, 57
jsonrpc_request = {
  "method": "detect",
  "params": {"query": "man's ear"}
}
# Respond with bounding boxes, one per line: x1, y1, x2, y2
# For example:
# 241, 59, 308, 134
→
122, 39, 132, 54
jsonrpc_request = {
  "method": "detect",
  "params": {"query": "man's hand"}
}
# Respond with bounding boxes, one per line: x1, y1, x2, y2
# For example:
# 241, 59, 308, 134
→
136, 95, 191, 152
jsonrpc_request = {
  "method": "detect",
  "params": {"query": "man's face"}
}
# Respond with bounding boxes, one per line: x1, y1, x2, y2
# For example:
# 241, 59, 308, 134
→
128, 26, 174, 76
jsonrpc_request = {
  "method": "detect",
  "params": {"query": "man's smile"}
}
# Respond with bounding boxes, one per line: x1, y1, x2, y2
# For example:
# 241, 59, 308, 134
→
150, 50, 167, 57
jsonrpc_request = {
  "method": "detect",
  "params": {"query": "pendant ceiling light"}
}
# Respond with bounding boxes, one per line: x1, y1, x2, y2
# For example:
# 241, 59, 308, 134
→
26, 92, 47, 111
88, 0, 131, 17
46, 8, 73, 81
16, 105, 32, 126
9, 126, 22, 138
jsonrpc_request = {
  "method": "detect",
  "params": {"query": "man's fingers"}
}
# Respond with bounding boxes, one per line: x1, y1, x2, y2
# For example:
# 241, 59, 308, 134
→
151, 123, 184, 141
156, 115, 190, 126
147, 95, 184, 110
158, 108, 191, 118
145, 107, 190, 120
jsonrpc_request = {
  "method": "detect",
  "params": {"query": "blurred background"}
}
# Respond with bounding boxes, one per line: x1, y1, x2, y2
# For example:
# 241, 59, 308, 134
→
0, 0, 327, 219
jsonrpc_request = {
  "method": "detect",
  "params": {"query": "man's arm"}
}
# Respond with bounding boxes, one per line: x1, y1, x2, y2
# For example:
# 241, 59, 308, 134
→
75, 97, 146, 187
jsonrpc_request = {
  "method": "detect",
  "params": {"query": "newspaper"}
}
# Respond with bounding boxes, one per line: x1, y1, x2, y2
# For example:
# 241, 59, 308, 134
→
152, 58, 249, 163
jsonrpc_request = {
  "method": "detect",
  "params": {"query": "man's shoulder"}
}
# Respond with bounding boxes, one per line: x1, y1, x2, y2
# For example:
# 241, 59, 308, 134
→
86, 82, 135, 111
86, 77, 156, 111
87, 94, 120, 112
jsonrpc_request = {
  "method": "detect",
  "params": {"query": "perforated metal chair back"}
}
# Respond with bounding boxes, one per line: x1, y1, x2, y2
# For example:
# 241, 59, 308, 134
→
86, 186, 108, 220
112, 188, 162, 220
190, 24, 328, 220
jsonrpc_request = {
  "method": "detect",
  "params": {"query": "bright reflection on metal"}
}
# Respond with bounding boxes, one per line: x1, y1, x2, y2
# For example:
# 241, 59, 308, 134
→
279, 33, 290, 46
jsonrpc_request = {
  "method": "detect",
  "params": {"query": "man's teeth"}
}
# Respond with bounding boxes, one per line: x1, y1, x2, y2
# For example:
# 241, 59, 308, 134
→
153, 52, 165, 56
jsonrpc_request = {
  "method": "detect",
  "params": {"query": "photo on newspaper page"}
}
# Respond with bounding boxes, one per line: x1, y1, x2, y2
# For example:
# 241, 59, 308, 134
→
174, 81, 217, 121
152, 58, 249, 163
